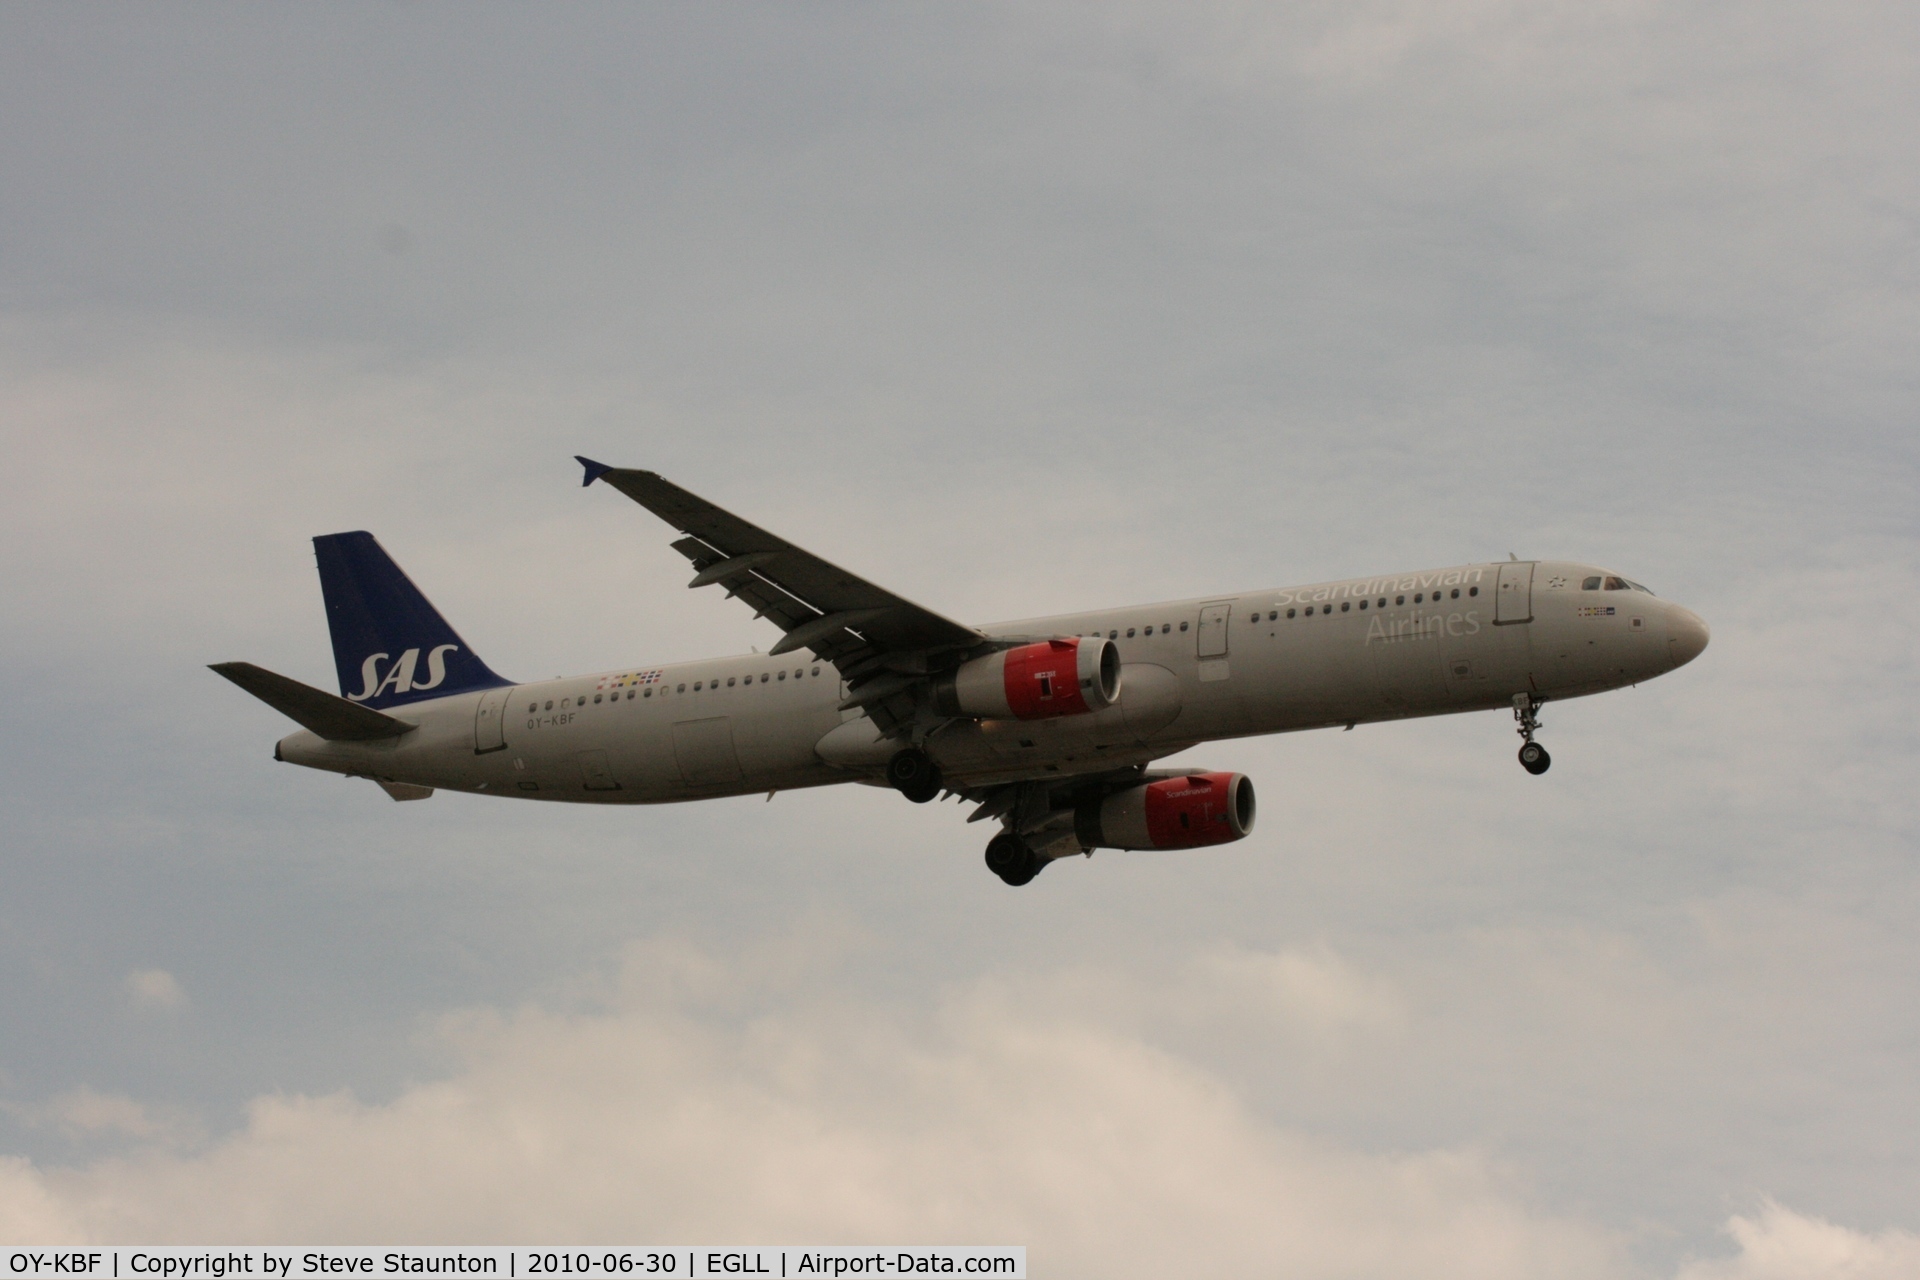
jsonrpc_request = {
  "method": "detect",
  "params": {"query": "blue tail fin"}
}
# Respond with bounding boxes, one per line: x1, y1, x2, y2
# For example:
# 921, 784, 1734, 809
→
313, 532, 510, 709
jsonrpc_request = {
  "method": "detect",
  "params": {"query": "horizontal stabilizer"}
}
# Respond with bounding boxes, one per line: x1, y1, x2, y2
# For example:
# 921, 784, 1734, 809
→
209, 662, 415, 741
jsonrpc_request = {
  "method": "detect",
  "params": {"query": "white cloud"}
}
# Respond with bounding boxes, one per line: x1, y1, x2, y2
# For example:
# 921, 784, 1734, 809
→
125, 969, 187, 1014
9, 940, 1899, 1280
1187, 943, 1407, 1037
1674, 1201, 1920, 1280
41, 1088, 172, 1141
7, 938, 1625, 1278
0, 1157, 89, 1244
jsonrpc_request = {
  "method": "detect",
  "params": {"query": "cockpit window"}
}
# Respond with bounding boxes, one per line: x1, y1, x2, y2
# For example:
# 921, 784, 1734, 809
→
1581, 576, 1602, 590
1628, 580, 1654, 594
1604, 576, 1629, 590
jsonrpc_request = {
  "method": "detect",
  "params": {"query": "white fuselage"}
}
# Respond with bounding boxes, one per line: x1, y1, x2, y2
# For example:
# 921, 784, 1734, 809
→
276, 560, 1705, 802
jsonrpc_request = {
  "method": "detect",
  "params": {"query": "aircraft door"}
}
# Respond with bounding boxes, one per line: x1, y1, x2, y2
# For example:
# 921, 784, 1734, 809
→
474, 686, 513, 753
1495, 561, 1535, 625
673, 716, 744, 786
1196, 604, 1231, 658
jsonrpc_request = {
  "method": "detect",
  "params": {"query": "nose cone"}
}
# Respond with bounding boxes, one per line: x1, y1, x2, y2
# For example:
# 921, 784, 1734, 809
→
1667, 606, 1710, 669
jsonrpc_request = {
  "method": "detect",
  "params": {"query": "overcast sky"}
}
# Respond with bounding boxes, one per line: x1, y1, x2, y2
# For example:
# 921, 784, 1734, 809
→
3, 4, 1918, 1276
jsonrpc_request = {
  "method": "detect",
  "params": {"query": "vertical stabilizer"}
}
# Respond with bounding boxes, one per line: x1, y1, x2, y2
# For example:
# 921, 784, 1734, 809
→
313, 531, 509, 709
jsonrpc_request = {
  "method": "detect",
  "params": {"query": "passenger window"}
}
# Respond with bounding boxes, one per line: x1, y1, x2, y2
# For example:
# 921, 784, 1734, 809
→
643, 689, 651, 698
1109, 629, 1118, 639
1378, 598, 1387, 607
627, 690, 634, 699
527, 703, 537, 713
1267, 611, 1276, 621
727, 677, 736, 687
593, 694, 603, 703
693, 681, 702, 691
1125, 628, 1136, 638
676, 683, 686, 693
1286, 608, 1296, 618
1179, 621, 1189, 631
1450, 588, 1460, 599
811, 667, 820, 676
1604, 576, 1628, 590
777, 671, 786, 680
544, 700, 553, 711
1469, 586, 1479, 597
1414, 593, 1424, 603
1582, 576, 1602, 590
1358, 600, 1368, 610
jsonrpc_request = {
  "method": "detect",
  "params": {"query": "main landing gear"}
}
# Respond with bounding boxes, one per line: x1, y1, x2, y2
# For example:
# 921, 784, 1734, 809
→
886, 747, 943, 804
1513, 693, 1551, 775
984, 832, 1042, 886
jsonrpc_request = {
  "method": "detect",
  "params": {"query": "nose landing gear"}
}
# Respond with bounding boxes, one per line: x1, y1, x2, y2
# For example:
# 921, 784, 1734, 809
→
886, 747, 943, 803
1513, 694, 1551, 775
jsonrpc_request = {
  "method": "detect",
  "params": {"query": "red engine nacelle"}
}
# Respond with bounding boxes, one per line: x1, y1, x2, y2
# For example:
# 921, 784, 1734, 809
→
933, 637, 1121, 721
1074, 771, 1256, 851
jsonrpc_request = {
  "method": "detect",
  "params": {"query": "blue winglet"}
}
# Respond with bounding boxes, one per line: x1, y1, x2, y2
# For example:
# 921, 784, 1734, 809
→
575, 455, 614, 487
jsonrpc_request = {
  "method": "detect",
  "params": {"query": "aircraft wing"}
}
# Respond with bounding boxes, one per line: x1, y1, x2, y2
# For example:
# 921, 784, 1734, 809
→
578, 458, 989, 734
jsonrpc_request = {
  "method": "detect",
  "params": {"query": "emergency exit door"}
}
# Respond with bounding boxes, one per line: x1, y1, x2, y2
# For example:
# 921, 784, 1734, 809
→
1196, 604, 1232, 658
1195, 603, 1232, 682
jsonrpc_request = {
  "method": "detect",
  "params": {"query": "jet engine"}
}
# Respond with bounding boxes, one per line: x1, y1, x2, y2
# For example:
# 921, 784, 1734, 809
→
932, 637, 1121, 721
1074, 771, 1256, 851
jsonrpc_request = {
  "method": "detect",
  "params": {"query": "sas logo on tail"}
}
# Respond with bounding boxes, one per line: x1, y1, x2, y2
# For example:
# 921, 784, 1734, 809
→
347, 645, 459, 701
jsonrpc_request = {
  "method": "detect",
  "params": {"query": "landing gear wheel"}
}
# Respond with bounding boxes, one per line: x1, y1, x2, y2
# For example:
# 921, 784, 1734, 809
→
886, 748, 942, 804
984, 832, 1041, 886
1512, 693, 1550, 776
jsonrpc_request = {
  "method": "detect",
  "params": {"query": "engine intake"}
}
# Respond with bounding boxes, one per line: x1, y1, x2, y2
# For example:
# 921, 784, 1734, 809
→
1074, 771, 1256, 851
933, 637, 1121, 721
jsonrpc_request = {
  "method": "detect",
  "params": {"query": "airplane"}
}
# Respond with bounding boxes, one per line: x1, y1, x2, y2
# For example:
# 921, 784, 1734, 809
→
212, 458, 1710, 886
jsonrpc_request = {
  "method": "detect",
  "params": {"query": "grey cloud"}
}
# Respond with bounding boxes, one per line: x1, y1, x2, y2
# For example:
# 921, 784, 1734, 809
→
1, 3, 1916, 1272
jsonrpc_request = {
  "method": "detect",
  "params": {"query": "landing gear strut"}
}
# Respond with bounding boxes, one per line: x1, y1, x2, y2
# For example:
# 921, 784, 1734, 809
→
1513, 693, 1551, 775
984, 832, 1042, 886
886, 747, 943, 804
